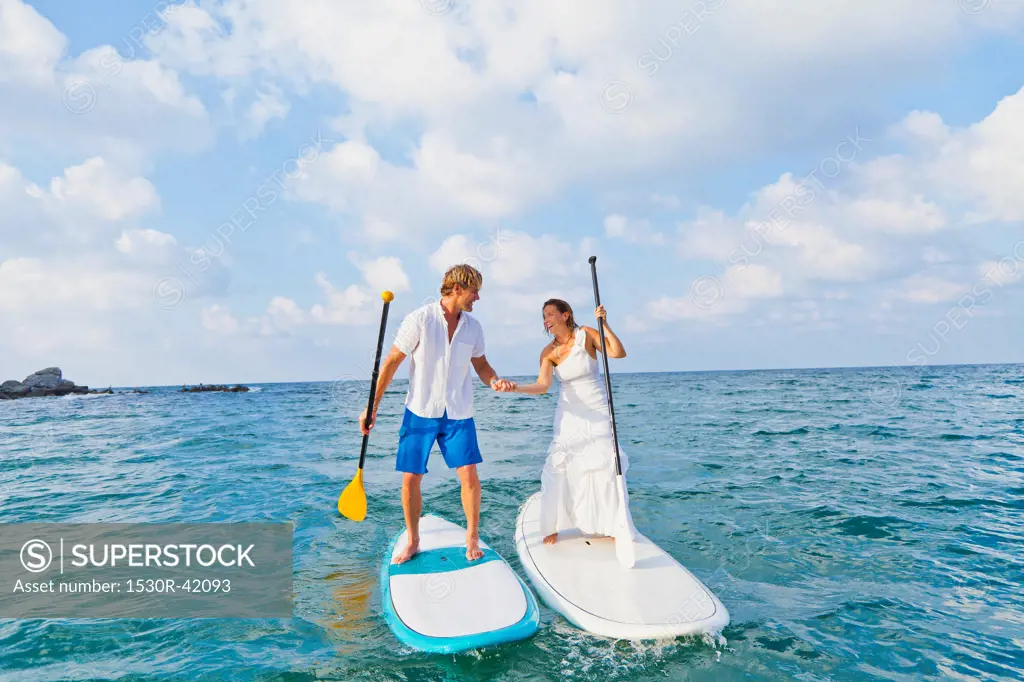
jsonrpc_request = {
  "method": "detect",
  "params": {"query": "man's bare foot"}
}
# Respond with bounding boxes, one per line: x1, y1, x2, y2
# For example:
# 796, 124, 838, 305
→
394, 538, 419, 564
465, 534, 484, 561
543, 533, 558, 545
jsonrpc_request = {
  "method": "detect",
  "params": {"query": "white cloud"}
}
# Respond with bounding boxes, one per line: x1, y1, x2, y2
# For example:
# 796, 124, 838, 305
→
980, 258, 1024, 288
0, 0, 65, 85
846, 195, 946, 234
726, 264, 784, 299
201, 304, 240, 334
266, 296, 305, 327
142, 0, 1016, 241
349, 254, 411, 294
242, 87, 290, 139
900, 275, 965, 304
0, 257, 152, 312
604, 213, 666, 245
39, 156, 159, 223
115, 228, 177, 255
890, 110, 950, 147
308, 273, 374, 325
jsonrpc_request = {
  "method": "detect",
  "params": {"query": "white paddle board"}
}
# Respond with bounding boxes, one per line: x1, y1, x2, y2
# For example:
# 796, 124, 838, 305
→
515, 492, 729, 640
381, 514, 540, 654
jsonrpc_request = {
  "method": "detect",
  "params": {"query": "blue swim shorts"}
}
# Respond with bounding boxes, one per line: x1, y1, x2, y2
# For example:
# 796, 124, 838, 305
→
396, 408, 483, 475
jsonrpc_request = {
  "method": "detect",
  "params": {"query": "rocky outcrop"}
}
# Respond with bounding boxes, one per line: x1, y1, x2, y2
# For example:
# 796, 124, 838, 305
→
24, 368, 63, 390
180, 384, 250, 393
1, 368, 108, 400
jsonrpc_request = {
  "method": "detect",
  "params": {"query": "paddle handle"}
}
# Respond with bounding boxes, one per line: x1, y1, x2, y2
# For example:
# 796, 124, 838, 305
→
358, 294, 393, 470
588, 256, 624, 477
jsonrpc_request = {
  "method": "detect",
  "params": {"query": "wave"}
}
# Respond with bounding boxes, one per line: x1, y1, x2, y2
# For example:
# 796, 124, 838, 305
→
61, 392, 115, 400
834, 514, 915, 540
753, 427, 810, 436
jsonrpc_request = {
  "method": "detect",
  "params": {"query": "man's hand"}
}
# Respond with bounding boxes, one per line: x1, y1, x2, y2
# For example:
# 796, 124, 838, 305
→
358, 407, 377, 436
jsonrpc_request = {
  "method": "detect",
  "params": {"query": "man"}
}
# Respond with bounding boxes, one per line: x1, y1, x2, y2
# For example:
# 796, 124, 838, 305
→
359, 264, 516, 563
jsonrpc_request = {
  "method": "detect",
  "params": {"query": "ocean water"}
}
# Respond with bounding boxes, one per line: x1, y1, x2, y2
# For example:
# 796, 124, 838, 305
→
0, 364, 1022, 681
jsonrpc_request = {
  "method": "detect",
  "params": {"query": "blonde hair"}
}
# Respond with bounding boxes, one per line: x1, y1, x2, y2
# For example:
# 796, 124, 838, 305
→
440, 264, 483, 296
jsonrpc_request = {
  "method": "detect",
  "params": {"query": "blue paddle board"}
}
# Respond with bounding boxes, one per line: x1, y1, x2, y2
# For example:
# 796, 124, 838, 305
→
380, 514, 539, 654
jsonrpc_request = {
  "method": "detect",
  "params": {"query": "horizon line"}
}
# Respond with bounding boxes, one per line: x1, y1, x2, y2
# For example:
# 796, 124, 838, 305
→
52, 360, 1024, 390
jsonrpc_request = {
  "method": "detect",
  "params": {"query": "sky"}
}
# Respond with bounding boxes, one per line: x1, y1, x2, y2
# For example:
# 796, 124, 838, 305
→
1, 0, 1022, 388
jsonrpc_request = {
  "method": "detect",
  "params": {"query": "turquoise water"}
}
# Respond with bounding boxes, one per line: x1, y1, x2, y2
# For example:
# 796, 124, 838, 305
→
1, 365, 1022, 681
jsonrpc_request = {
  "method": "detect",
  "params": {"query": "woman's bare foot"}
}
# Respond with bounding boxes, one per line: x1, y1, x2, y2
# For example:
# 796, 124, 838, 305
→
394, 538, 419, 564
543, 533, 558, 545
466, 534, 484, 561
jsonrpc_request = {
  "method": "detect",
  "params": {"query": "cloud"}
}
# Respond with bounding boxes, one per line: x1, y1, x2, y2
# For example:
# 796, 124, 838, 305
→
41, 157, 160, 222
308, 274, 375, 325
0, 0, 66, 85
201, 304, 240, 335
900, 275, 966, 304
261, 255, 411, 330
0, 256, 153, 313
349, 254, 412, 294
604, 214, 666, 245
115, 228, 177, 258
0, 0, 211, 165
242, 86, 290, 139
138, 0, 1021, 242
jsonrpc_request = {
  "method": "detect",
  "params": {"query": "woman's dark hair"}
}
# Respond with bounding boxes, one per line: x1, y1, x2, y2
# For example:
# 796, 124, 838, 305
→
543, 299, 578, 336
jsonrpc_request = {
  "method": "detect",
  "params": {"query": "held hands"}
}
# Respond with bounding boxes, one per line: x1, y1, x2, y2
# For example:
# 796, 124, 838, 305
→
358, 407, 377, 436
491, 377, 517, 393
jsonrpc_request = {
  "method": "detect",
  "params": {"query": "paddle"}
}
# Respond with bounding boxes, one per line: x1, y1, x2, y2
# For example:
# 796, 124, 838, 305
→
588, 256, 637, 569
338, 290, 395, 522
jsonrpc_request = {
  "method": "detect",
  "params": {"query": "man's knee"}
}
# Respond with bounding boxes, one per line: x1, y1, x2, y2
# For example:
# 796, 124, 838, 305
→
402, 473, 423, 489
457, 464, 480, 488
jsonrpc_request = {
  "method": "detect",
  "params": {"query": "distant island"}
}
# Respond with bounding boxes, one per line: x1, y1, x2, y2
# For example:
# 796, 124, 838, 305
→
0, 367, 251, 400
180, 384, 250, 393
0, 367, 112, 400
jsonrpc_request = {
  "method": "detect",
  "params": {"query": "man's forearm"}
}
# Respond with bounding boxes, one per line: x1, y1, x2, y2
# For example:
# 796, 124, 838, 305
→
477, 363, 499, 387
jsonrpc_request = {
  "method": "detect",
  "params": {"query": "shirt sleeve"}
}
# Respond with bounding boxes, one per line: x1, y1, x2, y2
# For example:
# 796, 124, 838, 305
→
393, 310, 421, 355
472, 322, 485, 358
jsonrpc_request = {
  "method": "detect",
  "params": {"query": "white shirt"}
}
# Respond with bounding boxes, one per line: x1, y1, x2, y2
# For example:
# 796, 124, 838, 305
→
393, 302, 486, 420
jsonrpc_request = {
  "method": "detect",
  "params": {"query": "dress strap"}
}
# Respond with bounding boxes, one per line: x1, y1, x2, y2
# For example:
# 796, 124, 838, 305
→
574, 327, 587, 347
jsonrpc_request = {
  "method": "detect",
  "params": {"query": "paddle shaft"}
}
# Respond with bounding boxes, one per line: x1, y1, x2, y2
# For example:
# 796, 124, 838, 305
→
589, 257, 624, 477
358, 299, 392, 470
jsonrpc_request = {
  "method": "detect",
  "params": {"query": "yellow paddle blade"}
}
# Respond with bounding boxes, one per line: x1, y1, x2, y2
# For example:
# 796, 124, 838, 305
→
338, 468, 367, 522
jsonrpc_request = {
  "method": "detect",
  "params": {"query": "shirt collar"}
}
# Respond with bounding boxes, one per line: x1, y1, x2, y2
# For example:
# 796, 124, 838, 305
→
437, 300, 466, 330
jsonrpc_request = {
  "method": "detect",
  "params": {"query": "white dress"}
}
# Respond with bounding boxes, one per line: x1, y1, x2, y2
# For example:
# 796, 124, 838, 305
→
540, 327, 633, 537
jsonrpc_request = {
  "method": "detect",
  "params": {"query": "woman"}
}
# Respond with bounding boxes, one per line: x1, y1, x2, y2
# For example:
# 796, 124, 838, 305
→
504, 299, 632, 545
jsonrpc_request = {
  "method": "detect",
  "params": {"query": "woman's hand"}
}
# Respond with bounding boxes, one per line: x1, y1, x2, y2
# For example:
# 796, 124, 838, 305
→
595, 305, 608, 322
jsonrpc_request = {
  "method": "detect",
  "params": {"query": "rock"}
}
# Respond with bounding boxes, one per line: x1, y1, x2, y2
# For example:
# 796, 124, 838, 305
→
53, 379, 77, 396
180, 384, 250, 393
0, 368, 112, 400
1, 380, 28, 395
24, 369, 62, 390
